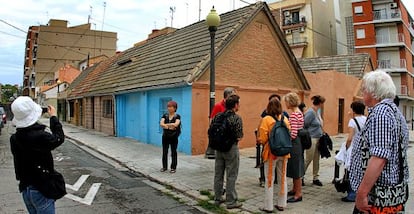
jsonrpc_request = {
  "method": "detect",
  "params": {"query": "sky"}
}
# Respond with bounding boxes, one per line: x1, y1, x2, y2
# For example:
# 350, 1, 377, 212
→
0, 0, 413, 86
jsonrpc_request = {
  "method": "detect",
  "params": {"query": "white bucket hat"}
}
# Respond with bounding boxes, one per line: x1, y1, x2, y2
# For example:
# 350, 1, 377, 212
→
11, 96, 42, 128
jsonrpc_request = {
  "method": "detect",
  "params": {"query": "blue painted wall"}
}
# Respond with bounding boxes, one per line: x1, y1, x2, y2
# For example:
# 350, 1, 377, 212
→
116, 86, 192, 155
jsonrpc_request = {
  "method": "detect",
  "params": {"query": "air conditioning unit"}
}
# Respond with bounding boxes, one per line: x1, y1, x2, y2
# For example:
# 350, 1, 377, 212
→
299, 27, 305, 32
284, 11, 291, 17
390, 3, 397, 9
285, 29, 292, 34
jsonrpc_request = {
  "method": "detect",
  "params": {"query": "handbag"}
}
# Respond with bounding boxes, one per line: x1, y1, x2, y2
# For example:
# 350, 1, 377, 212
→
298, 128, 311, 150
334, 170, 350, 193
35, 166, 67, 200
362, 104, 409, 207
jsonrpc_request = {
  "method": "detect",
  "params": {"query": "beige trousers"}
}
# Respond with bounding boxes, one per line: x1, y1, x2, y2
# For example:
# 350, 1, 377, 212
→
305, 138, 320, 180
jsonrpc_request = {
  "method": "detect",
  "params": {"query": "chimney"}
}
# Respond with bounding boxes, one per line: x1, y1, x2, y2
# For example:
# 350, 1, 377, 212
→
147, 27, 176, 40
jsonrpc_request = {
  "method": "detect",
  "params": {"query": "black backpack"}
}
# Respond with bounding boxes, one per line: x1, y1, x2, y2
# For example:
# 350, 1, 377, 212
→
269, 115, 292, 156
208, 112, 234, 152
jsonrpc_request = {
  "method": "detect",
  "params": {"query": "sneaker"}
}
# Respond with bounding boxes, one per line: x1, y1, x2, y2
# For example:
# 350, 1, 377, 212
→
226, 202, 243, 209
313, 179, 323, 186
160, 168, 167, 172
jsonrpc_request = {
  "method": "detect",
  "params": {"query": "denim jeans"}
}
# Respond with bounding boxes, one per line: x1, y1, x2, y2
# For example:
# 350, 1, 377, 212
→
22, 186, 55, 214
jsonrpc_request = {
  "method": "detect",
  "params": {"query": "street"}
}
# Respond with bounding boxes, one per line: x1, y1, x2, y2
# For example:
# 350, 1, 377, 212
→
0, 123, 204, 214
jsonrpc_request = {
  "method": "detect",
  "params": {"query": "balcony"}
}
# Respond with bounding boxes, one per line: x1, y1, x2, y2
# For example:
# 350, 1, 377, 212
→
375, 33, 404, 46
377, 59, 407, 70
409, 22, 414, 37
286, 37, 308, 47
373, 9, 402, 22
399, 85, 408, 96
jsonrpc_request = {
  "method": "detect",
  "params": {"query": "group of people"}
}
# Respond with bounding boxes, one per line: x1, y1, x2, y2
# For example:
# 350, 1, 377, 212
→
8, 70, 409, 214
201, 71, 409, 213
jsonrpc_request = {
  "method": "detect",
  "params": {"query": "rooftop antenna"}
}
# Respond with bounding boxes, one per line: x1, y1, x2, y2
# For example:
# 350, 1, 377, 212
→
88, 6, 93, 24
100, 2, 106, 53
186, 2, 189, 25
102, 2, 106, 31
169, 6, 176, 28
198, 0, 201, 21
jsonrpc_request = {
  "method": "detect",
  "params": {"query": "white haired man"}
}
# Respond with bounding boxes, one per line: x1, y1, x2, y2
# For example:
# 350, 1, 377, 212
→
350, 70, 409, 213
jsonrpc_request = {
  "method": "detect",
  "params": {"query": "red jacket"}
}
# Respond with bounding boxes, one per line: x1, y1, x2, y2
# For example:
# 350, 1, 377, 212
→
210, 99, 226, 119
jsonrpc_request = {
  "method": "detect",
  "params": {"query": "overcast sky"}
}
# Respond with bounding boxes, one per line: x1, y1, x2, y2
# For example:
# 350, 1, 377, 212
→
0, 0, 413, 85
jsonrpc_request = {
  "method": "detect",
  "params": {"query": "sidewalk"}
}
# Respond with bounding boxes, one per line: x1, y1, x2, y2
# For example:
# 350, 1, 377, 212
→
44, 119, 414, 213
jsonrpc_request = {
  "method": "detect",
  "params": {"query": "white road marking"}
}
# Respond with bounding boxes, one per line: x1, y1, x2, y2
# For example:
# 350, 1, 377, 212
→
65, 175, 90, 191
64, 183, 102, 206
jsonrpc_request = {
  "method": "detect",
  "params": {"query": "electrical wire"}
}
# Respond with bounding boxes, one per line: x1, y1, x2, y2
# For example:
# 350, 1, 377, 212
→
0, 30, 25, 39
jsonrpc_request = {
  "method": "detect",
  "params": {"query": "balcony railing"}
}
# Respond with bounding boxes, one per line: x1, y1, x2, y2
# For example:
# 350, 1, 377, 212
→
376, 33, 404, 44
377, 59, 407, 69
399, 85, 408, 96
287, 37, 308, 45
373, 9, 401, 21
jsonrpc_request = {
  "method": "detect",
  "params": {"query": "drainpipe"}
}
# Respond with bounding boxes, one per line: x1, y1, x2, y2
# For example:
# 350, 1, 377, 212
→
112, 94, 116, 136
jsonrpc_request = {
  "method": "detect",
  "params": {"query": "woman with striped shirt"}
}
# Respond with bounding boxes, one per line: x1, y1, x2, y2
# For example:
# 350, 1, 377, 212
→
284, 92, 305, 203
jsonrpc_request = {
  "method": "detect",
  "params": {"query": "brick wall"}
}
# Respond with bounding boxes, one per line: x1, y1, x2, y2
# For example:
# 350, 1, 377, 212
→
198, 14, 303, 90
191, 12, 308, 155
93, 96, 114, 135
84, 97, 93, 129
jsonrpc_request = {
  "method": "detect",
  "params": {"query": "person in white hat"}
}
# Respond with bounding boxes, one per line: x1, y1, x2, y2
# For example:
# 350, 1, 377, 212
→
10, 96, 65, 214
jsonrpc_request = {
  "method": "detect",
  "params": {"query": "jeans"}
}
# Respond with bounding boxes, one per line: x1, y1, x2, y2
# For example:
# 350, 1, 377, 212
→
22, 186, 55, 214
162, 135, 178, 169
214, 144, 239, 205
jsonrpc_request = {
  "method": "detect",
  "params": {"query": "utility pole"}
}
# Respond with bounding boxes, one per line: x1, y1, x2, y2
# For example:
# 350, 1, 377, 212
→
170, 6, 176, 28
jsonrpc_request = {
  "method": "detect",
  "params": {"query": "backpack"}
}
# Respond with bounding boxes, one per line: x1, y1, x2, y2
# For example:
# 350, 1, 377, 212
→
208, 112, 234, 152
269, 115, 292, 156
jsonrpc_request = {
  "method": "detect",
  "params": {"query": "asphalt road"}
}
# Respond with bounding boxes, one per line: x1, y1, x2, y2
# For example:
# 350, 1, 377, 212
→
0, 122, 204, 214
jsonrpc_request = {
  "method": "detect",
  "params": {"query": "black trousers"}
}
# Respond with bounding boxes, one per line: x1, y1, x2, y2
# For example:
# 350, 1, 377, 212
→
162, 135, 178, 170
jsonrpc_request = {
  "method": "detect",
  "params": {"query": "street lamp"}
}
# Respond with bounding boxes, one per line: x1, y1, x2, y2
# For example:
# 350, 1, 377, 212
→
57, 80, 62, 93
205, 6, 221, 159
56, 79, 62, 120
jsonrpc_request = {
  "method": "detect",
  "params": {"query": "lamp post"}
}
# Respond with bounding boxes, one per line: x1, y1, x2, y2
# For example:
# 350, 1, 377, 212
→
205, 6, 221, 159
56, 80, 62, 120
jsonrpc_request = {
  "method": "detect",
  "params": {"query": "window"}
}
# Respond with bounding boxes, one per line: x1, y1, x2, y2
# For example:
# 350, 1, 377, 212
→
354, 6, 363, 15
159, 97, 172, 132
356, 29, 365, 39
103, 99, 112, 118
291, 11, 300, 24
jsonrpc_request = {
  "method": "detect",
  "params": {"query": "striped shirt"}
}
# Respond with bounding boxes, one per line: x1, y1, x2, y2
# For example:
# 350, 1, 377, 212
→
289, 111, 304, 139
349, 99, 409, 191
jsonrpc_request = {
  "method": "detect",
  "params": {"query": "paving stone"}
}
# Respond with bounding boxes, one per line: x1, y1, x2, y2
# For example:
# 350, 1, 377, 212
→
43, 118, 414, 214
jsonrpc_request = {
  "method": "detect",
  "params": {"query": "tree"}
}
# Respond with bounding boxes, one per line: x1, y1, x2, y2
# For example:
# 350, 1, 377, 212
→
1, 84, 18, 104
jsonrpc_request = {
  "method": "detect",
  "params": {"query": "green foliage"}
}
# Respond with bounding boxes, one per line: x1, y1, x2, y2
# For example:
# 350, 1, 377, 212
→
197, 200, 229, 214
1, 84, 18, 103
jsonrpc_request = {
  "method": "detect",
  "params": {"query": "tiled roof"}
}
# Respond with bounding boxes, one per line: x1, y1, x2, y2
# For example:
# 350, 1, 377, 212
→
41, 64, 81, 93
297, 53, 373, 78
68, 53, 122, 99
84, 2, 309, 96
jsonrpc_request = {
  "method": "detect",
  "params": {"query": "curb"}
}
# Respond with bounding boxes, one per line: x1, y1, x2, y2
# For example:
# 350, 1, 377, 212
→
64, 134, 218, 214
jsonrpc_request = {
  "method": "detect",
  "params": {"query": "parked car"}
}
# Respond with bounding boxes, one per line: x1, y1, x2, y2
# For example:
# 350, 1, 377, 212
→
0, 107, 4, 135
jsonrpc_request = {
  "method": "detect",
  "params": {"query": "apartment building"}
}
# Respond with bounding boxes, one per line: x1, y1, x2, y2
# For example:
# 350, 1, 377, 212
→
352, 0, 414, 127
22, 19, 117, 98
268, 0, 337, 58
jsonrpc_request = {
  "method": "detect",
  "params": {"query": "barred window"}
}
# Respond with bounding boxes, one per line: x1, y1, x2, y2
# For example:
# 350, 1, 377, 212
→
103, 99, 112, 118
